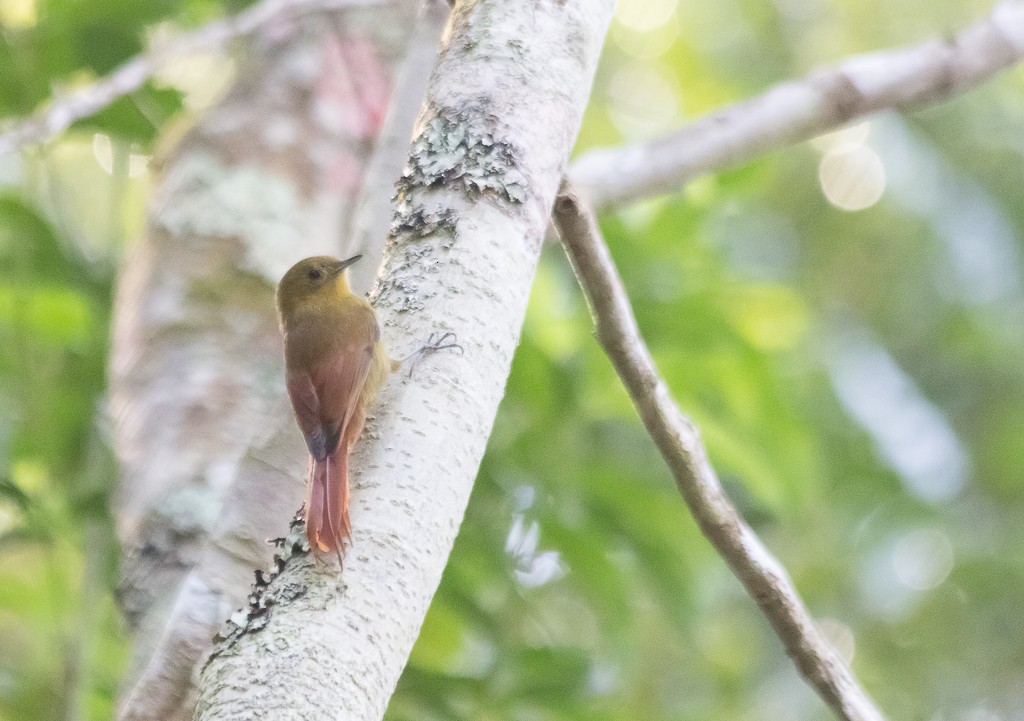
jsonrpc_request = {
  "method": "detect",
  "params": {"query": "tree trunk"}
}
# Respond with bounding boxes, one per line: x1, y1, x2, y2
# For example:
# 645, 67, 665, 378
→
194, 1, 614, 719
110, 4, 423, 719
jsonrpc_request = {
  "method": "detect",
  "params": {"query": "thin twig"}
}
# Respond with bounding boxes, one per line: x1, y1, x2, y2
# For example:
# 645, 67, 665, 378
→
569, 1, 1024, 210
0, 0, 383, 156
552, 179, 885, 721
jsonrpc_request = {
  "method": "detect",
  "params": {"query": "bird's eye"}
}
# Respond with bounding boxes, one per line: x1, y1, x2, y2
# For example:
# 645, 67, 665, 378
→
308, 268, 323, 281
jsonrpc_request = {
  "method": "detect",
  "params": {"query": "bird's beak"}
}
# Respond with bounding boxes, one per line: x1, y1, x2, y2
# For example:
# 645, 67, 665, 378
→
333, 254, 363, 275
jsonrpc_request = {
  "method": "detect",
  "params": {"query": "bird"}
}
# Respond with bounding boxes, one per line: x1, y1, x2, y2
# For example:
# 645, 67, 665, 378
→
276, 255, 394, 565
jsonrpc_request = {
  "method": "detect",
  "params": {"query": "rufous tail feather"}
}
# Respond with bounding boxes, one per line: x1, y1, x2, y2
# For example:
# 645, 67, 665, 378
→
306, 456, 326, 552
323, 455, 344, 568
305, 449, 352, 566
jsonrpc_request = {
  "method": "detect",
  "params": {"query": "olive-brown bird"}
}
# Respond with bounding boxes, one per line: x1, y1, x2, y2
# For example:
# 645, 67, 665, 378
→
276, 255, 394, 564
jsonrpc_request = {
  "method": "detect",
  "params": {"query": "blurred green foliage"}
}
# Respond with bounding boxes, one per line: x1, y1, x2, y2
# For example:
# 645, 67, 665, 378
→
0, 188, 122, 719
2, 0, 1024, 720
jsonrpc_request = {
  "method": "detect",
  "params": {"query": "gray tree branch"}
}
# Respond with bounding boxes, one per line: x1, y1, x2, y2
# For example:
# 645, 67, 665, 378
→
552, 180, 886, 721
569, 0, 1024, 210
0, 0, 383, 155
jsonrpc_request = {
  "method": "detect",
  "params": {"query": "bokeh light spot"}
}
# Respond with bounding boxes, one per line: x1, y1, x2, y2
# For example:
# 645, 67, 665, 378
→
817, 618, 856, 664
606, 62, 681, 140
614, 0, 677, 32
892, 528, 954, 591
129, 154, 151, 178
819, 146, 886, 211
0, 0, 35, 27
92, 133, 114, 175
612, 20, 679, 60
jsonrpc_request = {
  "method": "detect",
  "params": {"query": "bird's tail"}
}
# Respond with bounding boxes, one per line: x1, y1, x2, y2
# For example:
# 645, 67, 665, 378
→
306, 448, 351, 566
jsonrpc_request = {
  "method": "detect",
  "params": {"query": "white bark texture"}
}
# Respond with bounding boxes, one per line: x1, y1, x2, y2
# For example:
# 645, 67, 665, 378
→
111, 5, 417, 720
570, 0, 1024, 210
347, 0, 449, 296
195, 2, 614, 720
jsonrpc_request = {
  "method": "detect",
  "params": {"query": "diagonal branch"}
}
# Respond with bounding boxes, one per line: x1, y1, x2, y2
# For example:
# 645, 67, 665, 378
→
569, 1, 1024, 210
0, 0, 382, 156
552, 180, 885, 721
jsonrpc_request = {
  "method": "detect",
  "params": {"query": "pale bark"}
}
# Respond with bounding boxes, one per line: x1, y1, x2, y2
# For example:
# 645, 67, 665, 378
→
553, 181, 885, 721
194, 2, 614, 720
111, 5, 417, 720
347, 0, 449, 295
570, 0, 1024, 210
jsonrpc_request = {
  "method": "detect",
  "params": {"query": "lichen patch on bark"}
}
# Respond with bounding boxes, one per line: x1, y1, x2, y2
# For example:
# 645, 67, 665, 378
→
398, 105, 528, 204
387, 104, 528, 273
208, 514, 310, 661
389, 205, 457, 242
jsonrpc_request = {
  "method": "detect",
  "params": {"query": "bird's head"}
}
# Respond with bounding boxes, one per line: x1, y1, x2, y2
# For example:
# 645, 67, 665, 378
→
276, 255, 362, 317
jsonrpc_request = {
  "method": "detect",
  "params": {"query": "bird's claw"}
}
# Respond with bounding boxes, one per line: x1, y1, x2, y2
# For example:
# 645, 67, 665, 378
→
425, 331, 463, 353
404, 331, 463, 378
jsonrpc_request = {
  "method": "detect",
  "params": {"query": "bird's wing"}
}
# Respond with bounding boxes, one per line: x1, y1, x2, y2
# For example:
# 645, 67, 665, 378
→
285, 302, 380, 461
286, 370, 330, 460
312, 302, 380, 454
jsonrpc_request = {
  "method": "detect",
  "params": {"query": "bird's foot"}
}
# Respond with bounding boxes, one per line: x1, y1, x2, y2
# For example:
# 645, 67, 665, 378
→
401, 331, 463, 378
